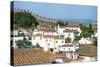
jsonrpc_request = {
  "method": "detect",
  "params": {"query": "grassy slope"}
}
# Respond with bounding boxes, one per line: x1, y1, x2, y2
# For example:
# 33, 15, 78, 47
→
79, 45, 97, 57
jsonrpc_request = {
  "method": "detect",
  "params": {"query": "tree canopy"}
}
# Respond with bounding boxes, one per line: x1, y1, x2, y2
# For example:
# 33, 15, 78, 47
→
56, 21, 66, 26
36, 43, 41, 48
16, 37, 32, 48
80, 24, 94, 38
14, 12, 38, 30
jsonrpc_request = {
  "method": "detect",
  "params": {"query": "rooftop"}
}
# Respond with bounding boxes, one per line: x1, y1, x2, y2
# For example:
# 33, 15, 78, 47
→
37, 28, 56, 32
44, 35, 54, 38
13, 48, 55, 66
54, 35, 64, 39
63, 29, 78, 32
66, 24, 80, 28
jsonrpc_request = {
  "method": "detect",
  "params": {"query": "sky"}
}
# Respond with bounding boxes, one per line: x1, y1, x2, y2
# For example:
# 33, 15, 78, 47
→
11, 1, 97, 22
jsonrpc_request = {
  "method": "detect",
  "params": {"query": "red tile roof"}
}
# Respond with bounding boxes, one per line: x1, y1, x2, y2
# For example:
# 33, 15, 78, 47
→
63, 29, 78, 32
66, 25, 80, 28
38, 28, 56, 32
13, 48, 55, 66
34, 33, 43, 36
43, 35, 64, 39
44, 35, 54, 38
54, 35, 64, 39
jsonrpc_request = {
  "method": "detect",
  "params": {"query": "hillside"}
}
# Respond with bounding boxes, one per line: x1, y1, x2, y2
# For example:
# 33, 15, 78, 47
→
11, 11, 38, 30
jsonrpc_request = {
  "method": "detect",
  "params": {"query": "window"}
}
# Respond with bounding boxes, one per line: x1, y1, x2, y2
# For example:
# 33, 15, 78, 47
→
68, 48, 70, 50
62, 41, 64, 43
48, 43, 50, 46
46, 39, 48, 42
63, 48, 65, 50
56, 41, 57, 43
68, 33, 70, 36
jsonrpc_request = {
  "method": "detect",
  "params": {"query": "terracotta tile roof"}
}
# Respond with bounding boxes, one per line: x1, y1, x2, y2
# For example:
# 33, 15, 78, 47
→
13, 48, 55, 66
61, 43, 78, 47
54, 35, 64, 39
34, 34, 64, 39
60, 26, 65, 28
61, 45, 73, 47
38, 28, 56, 32
66, 25, 80, 28
34, 33, 43, 36
63, 29, 78, 32
43, 35, 54, 38
72, 41, 79, 44
54, 54, 65, 58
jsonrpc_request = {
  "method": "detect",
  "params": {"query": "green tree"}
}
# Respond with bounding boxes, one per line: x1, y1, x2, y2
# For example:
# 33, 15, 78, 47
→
36, 43, 41, 48
28, 37, 31, 40
92, 37, 97, 46
56, 21, 65, 26
74, 36, 81, 41
49, 48, 54, 52
23, 37, 32, 48
74, 32, 79, 36
65, 37, 71, 43
32, 45, 35, 48
80, 24, 94, 38
14, 12, 38, 29
16, 37, 32, 48
89, 24, 92, 29
16, 40, 24, 48
89, 24, 94, 34
31, 23, 37, 31
65, 22, 68, 25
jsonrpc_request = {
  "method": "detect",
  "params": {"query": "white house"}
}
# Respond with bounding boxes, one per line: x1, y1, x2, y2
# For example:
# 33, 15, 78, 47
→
59, 43, 79, 60
13, 29, 30, 48
53, 35, 65, 52
12, 24, 82, 61
55, 24, 65, 34
13, 30, 19, 36
19, 29, 30, 36
32, 33, 65, 52
13, 24, 81, 49
13, 29, 30, 36
31, 24, 81, 52
79, 38, 93, 44
63, 30, 77, 41
65, 24, 81, 34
